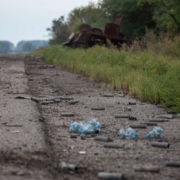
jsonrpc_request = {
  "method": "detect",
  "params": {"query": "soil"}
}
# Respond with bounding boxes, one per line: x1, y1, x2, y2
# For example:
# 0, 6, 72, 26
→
0, 54, 179, 180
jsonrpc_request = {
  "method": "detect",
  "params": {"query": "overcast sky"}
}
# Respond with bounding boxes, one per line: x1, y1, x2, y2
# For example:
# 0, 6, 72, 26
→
0, 0, 99, 46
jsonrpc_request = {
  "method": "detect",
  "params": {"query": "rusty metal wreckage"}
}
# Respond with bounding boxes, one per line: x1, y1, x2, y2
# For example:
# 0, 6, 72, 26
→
63, 16, 132, 49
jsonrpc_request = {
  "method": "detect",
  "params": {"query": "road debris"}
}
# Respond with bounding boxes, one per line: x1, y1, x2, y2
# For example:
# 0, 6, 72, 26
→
151, 142, 170, 148
119, 128, 138, 139
61, 112, 74, 117
166, 161, 180, 167
115, 114, 130, 118
129, 116, 137, 120
158, 114, 174, 119
141, 122, 157, 126
70, 119, 101, 134
130, 124, 147, 128
61, 97, 73, 100
91, 107, 105, 110
128, 101, 136, 105
60, 161, 78, 171
11, 130, 20, 133
98, 172, 124, 179
133, 165, 160, 173
146, 127, 163, 138
94, 136, 113, 142
149, 119, 167, 122
103, 143, 124, 149
68, 100, 79, 104
79, 151, 86, 154
103, 94, 114, 97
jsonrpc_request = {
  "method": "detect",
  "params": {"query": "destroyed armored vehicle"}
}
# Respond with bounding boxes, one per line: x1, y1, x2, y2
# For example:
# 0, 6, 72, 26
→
63, 16, 131, 49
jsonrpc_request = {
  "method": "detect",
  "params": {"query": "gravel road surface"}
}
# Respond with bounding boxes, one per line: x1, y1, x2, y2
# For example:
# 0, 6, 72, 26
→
0, 55, 179, 180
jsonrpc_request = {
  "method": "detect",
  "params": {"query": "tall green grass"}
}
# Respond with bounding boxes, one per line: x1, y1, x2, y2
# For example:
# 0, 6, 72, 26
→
32, 33, 180, 111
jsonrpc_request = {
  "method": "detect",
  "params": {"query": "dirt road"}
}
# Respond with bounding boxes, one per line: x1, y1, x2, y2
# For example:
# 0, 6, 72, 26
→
0, 55, 179, 180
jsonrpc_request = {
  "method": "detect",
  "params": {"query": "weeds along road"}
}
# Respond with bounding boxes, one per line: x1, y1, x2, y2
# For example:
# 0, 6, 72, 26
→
0, 54, 180, 180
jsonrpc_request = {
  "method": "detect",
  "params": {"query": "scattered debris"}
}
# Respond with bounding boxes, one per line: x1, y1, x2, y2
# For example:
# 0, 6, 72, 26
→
151, 142, 169, 148
91, 107, 105, 110
119, 128, 138, 139
141, 122, 157, 126
166, 161, 180, 167
70, 119, 101, 134
31, 97, 40, 103
146, 127, 163, 138
167, 111, 176, 114
103, 94, 114, 97
11, 130, 20, 133
124, 107, 131, 111
61, 97, 73, 100
60, 161, 78, 171
98, 172, 124, 179
103, 143, 124, 149
15, 96, 62, 104
94, 136, 113, 142
79, 151, 86, 155
149, 119, 167, 122
0, 124, 23, 127
70, 135, 77, 139
115, 114, 130, 118
133, 165, 160, 173
158, 114, 174, 119
68, 100, 79, 104
40, 101, 55, 105
15, 96, 31, 100
128, 102, 136, 105
129, 116, 137, 120
119, 94, 125, 97
130, 124, 147, 128
61, 112, 74, 117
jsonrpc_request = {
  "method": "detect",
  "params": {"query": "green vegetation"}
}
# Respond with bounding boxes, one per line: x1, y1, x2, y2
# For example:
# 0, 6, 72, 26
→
34, 0, 180, 111
0, 41, 14, 54
47, 0, 180, 44
32, 32, 180, 111
17, 40, 48, 53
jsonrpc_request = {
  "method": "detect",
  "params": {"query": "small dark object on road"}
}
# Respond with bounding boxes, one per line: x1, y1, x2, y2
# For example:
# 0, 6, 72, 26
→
128, 102, 136, 105
91, 107, 105, 110
130, 124, 147, 128
60, 161, 78, 171
166, 161, 180, 167
94, 136, 113, 142
129, 116, 137, 120
115, 114, 130, 118
151, 142, 170, 148
98, 172, 124, 179
133, 165, 160, 173
103, 143, 124, 149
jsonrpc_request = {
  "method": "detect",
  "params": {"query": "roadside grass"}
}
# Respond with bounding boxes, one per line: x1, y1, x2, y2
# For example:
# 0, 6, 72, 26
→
32, 33, 180, 111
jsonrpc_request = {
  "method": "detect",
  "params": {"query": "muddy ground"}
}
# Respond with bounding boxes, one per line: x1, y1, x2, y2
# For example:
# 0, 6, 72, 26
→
0, 54, 179, 180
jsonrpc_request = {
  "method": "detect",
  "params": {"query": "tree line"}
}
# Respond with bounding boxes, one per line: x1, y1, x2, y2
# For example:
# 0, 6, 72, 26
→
0, 40, 48, 54
47, 0, 180, 44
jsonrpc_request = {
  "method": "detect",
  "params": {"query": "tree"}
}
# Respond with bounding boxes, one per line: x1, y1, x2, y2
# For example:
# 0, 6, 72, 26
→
100, 0, 156, 38
138, 0, 180, 32
47, 16, 70, 45
17, 40, 49, 53
21, 43, 36, 52
67, 2, 108, 32
0, 41, 14, 54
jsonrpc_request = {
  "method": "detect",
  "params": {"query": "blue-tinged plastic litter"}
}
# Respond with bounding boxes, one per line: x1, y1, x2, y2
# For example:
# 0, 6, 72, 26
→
146, 126, 163, 138
119, 127, 139, 139
70, 119, 101, 134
